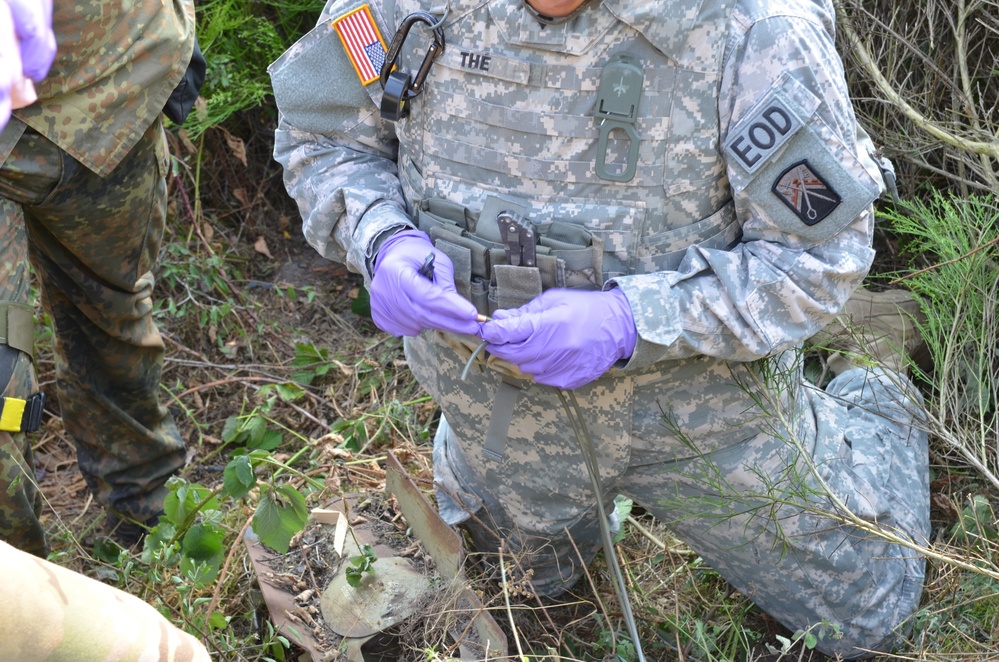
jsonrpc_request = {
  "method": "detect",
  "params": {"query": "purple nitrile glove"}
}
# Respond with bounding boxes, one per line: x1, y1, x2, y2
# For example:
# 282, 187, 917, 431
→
0, 3, 19, 125
370, 229, 482, 337
479, 287, 638, 389
6, 0, 56, 81
1, 0, 54, 127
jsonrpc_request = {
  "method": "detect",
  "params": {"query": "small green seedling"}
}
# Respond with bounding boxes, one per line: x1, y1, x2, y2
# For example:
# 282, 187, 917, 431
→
345, 544, 378, 587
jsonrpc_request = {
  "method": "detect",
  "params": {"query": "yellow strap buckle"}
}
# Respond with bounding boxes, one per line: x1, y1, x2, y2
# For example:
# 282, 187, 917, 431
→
0, 392, 45, 432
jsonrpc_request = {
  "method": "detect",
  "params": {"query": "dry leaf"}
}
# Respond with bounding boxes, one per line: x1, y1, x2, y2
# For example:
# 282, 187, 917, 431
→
178, 128, 197, 154
223, 129, 247, 166
254, 236, 273, 259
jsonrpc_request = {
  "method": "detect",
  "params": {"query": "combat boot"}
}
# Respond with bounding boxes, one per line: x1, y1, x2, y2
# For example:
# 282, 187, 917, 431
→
811, 287, 929, 377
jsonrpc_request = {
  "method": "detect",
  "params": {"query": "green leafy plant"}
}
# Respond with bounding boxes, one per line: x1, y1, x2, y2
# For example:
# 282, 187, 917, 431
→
950, 494, 999, 548
222, 410, 284, 451
290, 341, 333, 385
345, 544, 378, 587
882, 193, 999, 490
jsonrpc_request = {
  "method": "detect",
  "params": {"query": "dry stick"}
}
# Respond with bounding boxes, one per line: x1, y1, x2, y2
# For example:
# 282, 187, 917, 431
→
954, 0, 999, 188
161, 344, 340, 429
206, 513, 255, 619
565, 528, 615, 645
434, 583, 493, 659
889, 233, 999, 285
626, 516, 667, 551
503, 548, 563, 640
175, 374, 286, 398
498, 542, 527, 661
833, 0, 999, 161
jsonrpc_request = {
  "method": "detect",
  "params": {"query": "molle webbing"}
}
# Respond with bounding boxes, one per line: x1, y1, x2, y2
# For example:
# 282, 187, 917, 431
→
416, 197, 604, 316
0, 302, 34, 361
0, 301, 44, 433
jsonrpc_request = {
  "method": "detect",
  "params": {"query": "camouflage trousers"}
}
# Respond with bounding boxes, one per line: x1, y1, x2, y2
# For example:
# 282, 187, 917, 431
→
0, 118, 186, 555
418, 333, 929, 660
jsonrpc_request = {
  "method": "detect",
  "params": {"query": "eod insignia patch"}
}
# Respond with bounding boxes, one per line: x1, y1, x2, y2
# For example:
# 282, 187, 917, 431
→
771, 160, 841, 226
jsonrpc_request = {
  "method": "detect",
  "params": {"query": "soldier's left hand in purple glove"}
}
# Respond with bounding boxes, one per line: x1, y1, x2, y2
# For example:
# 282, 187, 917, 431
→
479, 287, 638, 389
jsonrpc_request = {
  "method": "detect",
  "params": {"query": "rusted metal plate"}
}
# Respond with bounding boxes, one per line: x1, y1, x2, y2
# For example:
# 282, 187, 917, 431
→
319, 555, 431, 637
385, 451, 508, 659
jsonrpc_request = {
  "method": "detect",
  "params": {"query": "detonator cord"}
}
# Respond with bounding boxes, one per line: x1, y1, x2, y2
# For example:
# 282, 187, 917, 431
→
458, 344, 646, 659
554, 387, 647, 662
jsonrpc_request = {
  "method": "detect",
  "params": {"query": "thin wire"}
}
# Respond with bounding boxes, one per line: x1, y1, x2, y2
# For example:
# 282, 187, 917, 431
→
426, 3, 450, 29
455, 338, 646, 656
555, 387, 647, 661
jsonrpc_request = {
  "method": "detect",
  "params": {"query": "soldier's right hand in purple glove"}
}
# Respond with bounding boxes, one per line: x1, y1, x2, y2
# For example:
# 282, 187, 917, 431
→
369, 229, 481, 337
5, 0, 56, 81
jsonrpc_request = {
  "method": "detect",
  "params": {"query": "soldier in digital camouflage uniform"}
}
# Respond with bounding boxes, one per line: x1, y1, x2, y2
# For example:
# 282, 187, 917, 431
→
271, 0, 931, 657
0, 0, 197, 557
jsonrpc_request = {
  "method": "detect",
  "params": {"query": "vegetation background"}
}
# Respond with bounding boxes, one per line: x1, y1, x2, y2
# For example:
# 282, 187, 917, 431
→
31, 0, 999, 660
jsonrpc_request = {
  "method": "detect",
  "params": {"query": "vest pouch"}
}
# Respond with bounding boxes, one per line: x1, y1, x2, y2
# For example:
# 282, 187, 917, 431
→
470, 277, 489, 315
536, 221, 604, 290
489, 264, 543, 313
433, 238, 473, 302
550, 244, 603, 290
417, 206, 466, 238
543, 221, 592, 247
429, 227, 494, 280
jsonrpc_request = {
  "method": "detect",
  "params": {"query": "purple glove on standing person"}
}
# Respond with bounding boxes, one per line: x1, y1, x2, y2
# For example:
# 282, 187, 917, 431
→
0, 0, 56, 126
370, 229, 481, 337
6, 0, 55, 81
480, 287, 638, 389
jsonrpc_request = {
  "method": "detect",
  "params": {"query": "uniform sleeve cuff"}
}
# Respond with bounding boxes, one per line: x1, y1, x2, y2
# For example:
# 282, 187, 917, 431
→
605, 274, 682, 370
348, 202, 415, 285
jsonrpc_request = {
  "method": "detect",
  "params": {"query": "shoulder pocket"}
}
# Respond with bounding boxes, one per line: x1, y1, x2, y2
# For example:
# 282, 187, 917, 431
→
724, 73, 880, 246
269, 12, 386, 135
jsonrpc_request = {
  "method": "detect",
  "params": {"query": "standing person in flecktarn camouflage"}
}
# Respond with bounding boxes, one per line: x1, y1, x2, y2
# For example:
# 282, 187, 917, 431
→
0, 0, 200, 556
0, 2, 211, 659
272, 0, 931, 657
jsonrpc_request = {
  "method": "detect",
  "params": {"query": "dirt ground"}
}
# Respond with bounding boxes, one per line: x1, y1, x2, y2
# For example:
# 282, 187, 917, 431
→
33, 112, 354, 534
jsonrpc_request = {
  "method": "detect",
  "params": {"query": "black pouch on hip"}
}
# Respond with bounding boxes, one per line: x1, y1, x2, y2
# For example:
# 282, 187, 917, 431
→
164, 38, 207, 125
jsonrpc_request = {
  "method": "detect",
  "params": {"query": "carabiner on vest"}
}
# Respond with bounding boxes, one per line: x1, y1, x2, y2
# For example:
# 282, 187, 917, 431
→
379, 11, 446, 121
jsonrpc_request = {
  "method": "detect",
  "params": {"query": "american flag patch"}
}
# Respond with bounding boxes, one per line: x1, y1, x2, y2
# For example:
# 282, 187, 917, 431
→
333, 5, 388, 85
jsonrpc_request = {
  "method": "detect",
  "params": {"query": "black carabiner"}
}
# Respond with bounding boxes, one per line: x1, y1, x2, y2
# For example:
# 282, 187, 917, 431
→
379, 11, 445, 121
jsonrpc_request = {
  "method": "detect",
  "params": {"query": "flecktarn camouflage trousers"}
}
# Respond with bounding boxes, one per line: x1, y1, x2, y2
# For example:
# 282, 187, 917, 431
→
0, 117, 186, 555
